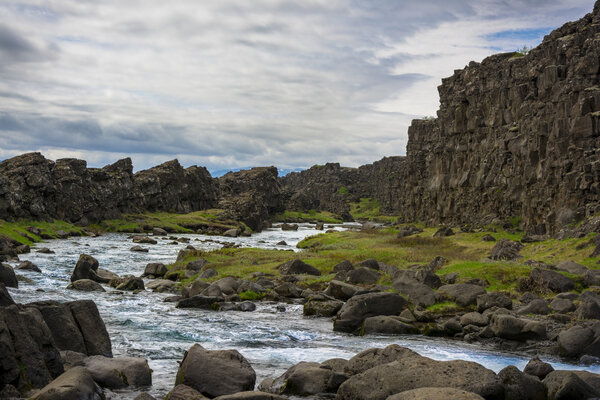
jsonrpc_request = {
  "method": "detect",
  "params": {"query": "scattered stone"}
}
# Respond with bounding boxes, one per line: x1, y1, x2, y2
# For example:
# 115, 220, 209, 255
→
16, 260, 41, 272
333, 292, 408, 334
278, 259, 320, 276
498, 365, 547, 400
199, 268, 218, 280
345, 345, 420, 375
214, 391, 286, 400
303, 297, 344, 317
549, 298, 575, 314
186, 259, 209, 272
524, 356, 554, 380
280, 223, 298, 231
143, 263, 167, 277
491, 314, 546, 341
489, 239, 524, 260
460, 312, 488, 327
324, 280, 360, 301
438, 284, 486, 307
110, 276, 145, 291
71, 254, 108, 284
175, 344, 256, 398
558, 325, 595, 357
356, 258, 379, 270
517, 299, 550, 315
67, 279, 106, 292
223, 229, 239, 237
130, 246, 148, 252
345, 267, 380, 284
176, 295, 225, 309
152, 227, 168, 236
529, 268, 575, 293
276, 240, 287, 245
132, 235, 157, 244
576, 299, 600, 320
166, 384, 208, 400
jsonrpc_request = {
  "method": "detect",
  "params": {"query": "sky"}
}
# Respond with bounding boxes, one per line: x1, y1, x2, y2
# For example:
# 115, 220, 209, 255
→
0, 0, 596, 173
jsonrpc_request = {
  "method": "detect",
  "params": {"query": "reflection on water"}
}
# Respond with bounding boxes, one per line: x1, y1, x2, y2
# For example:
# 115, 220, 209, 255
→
6, 224, 598, 399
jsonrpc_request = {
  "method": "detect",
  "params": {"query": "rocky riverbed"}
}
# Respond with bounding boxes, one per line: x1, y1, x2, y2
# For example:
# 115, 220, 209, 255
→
1, 224, 599, 399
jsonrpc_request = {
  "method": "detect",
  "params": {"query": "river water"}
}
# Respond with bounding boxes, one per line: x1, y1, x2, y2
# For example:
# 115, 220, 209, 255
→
6, 224, 598, 399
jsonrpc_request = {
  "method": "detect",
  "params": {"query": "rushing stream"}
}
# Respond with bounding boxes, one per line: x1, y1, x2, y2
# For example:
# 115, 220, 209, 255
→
6, 224, 599, 399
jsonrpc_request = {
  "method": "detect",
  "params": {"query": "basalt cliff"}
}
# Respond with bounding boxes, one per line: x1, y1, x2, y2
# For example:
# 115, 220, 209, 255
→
3, 3, 600, 233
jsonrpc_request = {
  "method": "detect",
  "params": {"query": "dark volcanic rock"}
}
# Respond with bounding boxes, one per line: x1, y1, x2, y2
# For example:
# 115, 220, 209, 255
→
333, 292, 408, 334
260, 361, 347, 396
489, 239, 524, 260
71, 254, 108, 284
31, 366, 104, 400
0, 283, 14, 306
0, 263, 17, 288
278, 259, 321, 276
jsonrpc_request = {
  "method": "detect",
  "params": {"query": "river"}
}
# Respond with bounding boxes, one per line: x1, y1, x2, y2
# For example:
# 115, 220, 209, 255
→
6, 224, 597, 399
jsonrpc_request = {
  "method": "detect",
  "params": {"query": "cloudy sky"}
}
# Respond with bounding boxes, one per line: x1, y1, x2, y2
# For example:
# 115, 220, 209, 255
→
0, 1, 596, 173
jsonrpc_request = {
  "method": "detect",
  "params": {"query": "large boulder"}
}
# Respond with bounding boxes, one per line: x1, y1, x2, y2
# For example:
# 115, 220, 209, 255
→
529, 268, 574, 293
543, 370, 600, 400
71, 254, 108, 284
67, 279, 106, 292
517, 299, 550, 315
489, 239, 523, 260
333, 292, 408, 334
557, 325, 595, 357
16, 260, 41, 273
84, 355, 152, 389
556, 260, 588, 275
386, 387, 484, 400
345, 345, 420, 375
165, 384, 207, 400
438, 284, 486, 307
361, 316, 419, 335
0, 283, 14, 306
30, 366, 104, 400
392, 280, 436, 307
498, 365, 546, 400
491, 314, 546, 341
336, 356, 504, 400
477, 292, 512, 312
303, 297, 344, 317
345, 267, 380, 284
278, 259, 321, 276
261, 361, 347, 396
0, 263, 18, 288
175, 344, 256, 398
523, 357, 554, 380
176, 296, 224, 309
143, 263, 167, 277
324, 280, 360, 301
68, 300, 113, 357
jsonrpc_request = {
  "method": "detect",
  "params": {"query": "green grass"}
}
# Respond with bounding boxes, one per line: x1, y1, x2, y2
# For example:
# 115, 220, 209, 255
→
273, 210, 343, 224
239, 290, 266, 301
350, 198, 397, 223
426, 301, 461, 314
437, 261, 531, 291
0, 219, 85, 245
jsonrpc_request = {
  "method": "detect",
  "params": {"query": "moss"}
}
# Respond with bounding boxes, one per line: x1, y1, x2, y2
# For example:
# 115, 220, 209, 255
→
239, 290, 266, 300
273, 210, 343, 224
338, 186, 350, 195
350, 198, 397, 223
0, 219, 85, 245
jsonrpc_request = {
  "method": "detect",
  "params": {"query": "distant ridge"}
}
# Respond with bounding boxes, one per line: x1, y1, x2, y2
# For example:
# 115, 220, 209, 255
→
211, 167, 304, 178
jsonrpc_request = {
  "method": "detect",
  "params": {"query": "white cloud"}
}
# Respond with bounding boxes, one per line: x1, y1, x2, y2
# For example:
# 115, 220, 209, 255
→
0, 0, 595, 172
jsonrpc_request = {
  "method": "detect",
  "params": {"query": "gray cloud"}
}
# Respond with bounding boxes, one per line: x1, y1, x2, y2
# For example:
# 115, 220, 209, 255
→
0, 0, 595, 172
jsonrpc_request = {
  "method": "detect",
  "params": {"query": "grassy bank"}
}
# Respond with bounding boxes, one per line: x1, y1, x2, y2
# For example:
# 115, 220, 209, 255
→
0, 219, 86, 245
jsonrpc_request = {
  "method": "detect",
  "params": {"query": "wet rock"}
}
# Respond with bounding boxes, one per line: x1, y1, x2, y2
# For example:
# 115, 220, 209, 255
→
176, 296, 224, 309
67, 279, 106, 292
31, 366, 104, 400
333, 292, 408, 334
71, 254, 108, 284
16, 260, 41, 273
524, 356, 554, 380
361, 316, 419, 335
303, 297, 344, 317
110, 276, 145, 291
336, 355, 504, 400
96, 268, 119, 281
223, 229, 239, 237
396, 225, 423, 238
130, 246, 148, 252
558, 325, 595, 357
0, 283, 14, 306
36, 248, 55, 254
152, 227, 168, 236
477, 292, 512, 312
143, 263, 167, 277
345, 345, 420, 375
132, 235, 157, 245
345, 267, 380, 284
166, 384, 208, 400
261, 361, 347, 396
325, 280, 360, 301
489, 239, 524, 260
0, 263, 18, 288
175, 344, 256, 398
84, 355, 152, 389
278, 259, 321, 276
386, 387, 485, 400
543, 370, 600, 400
146, 279, 177, 293
438, 284, 486, 307
498, 365, 546, 400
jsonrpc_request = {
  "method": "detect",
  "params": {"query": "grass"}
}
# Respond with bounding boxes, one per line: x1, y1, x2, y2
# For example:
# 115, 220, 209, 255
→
90, 210, 248, 234
273, 210, 343, 224
426, 301, 461, 314
0, 219, 85, 245
350, 198, 397, 223
239, 290, 266, 301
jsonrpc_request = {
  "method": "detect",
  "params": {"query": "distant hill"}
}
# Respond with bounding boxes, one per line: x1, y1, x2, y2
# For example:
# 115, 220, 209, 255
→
211, 167, 304, 178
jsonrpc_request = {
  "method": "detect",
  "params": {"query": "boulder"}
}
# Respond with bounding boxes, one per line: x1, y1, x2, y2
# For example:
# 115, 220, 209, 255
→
558, 325, 595, 357
361, 316, 419, 335
549, 298, 575, 314
489, 239, 523, 260
16, 260, 41, 273
345, 345, 420, 375
392, 280, 436, 307
67, 279, 106, 292
333, 292, 408, 334
438, 284, 486, 307
333, 260, 354, 273
110, 276, 145, 291
68, 300, 113, 357
132, 236, 157, 244
336, 356, 504, 400
278, 259, 321, 276
575, 299, 600, 320
556, 260, 588, 275
482, 234, 496, 242
213, 391, 286, 400
491, 314, 546, 341
303, 297, 344, 317
96, 268, 119, 281
273, 282, 302, 298
166, 384, 208, 400
36, 248, 55, 254
529, 268, 574, 293
345, 267, 380, 284
186, 259, 209, 272
460, 312, 488, 327
84, 355, 151, 389
176, 296, 224, 309
543, 370, 600, 400
0, 263, 18, 288
324, 280, 359, 300
130, 246, 148, 252
223, 229, 239, 237
498, 365, 546, 400
433, 227, 454, 237
476, 292, 512, 312
386, 387, 485, 400
175, 344, 256, 398
31, 301, 88, 354
396, 225, 423, 238
152, 227, 168, 236
143, 263, 167, 277
260, 361, 347, 396
280, 223, 298, 231
0, 282, 15, 306
71, 254, 108, 284
146, 279, 177, 293
199, 268, 218, 280
30, 366, 104, 400
356, 258, 380, 270
523, 356, 554, 380
321, 358, 348, 374
60, 350, 87, 370
212, 277, 240, 295
517, 299, 550, 315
